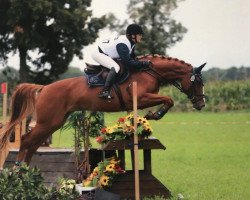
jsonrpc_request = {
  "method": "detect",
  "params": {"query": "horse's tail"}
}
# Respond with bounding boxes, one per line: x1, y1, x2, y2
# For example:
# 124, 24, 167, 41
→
0, 83, 44, 150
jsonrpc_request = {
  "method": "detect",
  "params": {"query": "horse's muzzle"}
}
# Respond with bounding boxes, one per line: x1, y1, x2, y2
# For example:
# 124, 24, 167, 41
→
193, 102, 205, 110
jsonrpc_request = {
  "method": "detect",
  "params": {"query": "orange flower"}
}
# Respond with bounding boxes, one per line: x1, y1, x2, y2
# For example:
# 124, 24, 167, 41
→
118, 117, 125, 123
100, 127, 107, 134
96, 136, 104, 144
114, 165, 125, 173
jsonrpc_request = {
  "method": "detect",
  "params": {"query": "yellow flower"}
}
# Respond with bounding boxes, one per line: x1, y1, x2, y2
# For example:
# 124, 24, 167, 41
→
129, 127, 135, 132
83, 180, 92, 187
106, 125, 119, 134
114, 124, 120, 128
105, 164, 115, 172
125, 121, 132, 127
93, 167, 99, 173
98, 113, 153, 144
137, 117, 144, 123
142, 118, 149, 125
125, 114, 133, 120
99, 175, 109, 186
110, 159, 119, 164
106, 128, 112, 134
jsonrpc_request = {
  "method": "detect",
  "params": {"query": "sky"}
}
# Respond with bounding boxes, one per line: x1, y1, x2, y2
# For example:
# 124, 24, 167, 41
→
5, 0, 250, 71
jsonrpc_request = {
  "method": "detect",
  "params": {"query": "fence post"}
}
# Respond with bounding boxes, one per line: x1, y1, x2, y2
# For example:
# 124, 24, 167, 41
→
133, 81, 140, 200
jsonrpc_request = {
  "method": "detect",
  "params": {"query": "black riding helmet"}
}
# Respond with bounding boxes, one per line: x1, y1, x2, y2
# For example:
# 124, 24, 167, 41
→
126, 24, 144, 35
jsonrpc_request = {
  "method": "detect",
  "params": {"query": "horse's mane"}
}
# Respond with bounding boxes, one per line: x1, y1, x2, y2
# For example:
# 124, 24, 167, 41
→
137, 54, 193, 68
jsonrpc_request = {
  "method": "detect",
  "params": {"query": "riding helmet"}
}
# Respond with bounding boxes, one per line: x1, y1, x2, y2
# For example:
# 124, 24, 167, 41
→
126, 24, 144, 35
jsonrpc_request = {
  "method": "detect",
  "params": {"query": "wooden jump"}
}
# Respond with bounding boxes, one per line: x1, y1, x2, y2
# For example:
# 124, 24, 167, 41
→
102, 137, 171, 199
0, 122, 25, 170
4, 148, 116, 186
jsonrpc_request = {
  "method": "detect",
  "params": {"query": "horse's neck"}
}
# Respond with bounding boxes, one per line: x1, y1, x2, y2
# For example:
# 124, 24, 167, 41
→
152, 58, 193, 80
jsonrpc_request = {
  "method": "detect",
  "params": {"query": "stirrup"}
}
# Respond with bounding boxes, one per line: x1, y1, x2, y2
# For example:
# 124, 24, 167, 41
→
98, 90, 112, 100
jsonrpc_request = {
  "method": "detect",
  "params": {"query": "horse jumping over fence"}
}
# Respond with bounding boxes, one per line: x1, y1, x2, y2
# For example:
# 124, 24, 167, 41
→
0, 55, 206, 164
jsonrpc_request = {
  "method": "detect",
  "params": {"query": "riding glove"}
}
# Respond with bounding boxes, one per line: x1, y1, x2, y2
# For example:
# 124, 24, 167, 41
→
141, 60, 151, 68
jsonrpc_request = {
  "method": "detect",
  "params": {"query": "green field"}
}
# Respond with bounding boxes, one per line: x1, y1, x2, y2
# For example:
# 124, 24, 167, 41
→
52, 111, 250, 200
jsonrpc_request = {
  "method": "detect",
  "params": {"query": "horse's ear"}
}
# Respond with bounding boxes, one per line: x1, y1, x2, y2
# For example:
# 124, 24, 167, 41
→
195, 62, 206, 74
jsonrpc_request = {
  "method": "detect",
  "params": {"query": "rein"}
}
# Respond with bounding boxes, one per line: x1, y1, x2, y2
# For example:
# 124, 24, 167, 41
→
144, 65, 184, 92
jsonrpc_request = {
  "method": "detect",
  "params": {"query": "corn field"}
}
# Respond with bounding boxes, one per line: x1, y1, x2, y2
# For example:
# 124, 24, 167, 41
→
160, 80, 250, 112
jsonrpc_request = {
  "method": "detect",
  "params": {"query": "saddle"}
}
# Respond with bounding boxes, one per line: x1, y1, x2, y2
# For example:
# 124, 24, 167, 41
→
84, 61, 130, 110
84, 61, 129, 87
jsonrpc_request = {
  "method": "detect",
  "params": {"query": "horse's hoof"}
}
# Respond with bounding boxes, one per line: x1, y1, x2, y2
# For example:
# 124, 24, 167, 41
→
144, 111, 154, 120
154, 113, 161, 120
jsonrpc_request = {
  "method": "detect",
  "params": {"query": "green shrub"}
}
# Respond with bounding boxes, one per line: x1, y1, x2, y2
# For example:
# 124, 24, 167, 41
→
0, 164, 80, 200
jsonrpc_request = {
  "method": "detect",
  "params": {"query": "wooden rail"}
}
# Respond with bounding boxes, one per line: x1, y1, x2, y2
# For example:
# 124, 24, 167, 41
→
0, 122, 24, 170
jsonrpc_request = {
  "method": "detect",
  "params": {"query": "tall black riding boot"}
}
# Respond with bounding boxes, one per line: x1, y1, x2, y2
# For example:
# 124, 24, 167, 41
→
99, 67, 117, 100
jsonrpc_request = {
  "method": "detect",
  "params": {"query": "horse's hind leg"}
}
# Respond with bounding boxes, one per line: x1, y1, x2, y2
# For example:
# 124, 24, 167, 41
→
16, 125, 49, 164
23, 129, 48, 164
16, 118, 66, 164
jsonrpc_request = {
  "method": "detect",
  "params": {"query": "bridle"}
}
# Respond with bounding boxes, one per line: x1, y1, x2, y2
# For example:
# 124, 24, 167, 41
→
144, 65, 206, 103
186, 73, 206, 104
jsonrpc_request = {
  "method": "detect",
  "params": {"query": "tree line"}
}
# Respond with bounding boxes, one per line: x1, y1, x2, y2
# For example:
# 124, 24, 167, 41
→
1, 65, 249, 83
202, 66, 250, 82
1, 66, 250, 112
1, 0, 186, 84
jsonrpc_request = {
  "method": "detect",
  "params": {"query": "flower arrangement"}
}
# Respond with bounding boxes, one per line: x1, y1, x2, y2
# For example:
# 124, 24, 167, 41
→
96, 114, 153, 144
58, 178, 76, 195
82, 157, 125, 189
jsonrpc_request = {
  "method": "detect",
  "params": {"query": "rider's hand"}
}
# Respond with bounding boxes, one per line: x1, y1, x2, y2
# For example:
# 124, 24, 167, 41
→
141, 60, 151, 68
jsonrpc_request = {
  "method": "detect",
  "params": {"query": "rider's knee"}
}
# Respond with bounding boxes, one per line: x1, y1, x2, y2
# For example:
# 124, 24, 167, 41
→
113, 66, 120, 73
91, 50, 101, 61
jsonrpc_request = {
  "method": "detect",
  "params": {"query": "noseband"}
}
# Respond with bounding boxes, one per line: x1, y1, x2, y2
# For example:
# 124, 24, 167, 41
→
144, 65, 206, 102
187, 73, 206, 104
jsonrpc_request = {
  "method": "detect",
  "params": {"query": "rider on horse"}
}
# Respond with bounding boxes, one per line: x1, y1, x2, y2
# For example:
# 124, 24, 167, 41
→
91, 23, 151, 100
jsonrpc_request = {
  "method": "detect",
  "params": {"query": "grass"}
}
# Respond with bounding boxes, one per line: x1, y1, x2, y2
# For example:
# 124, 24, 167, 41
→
52, 111, 250, 200
151, 112, 250, 200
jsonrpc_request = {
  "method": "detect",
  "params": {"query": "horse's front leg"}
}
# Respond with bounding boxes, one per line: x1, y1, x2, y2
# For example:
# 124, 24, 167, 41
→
139, 93, 174, 120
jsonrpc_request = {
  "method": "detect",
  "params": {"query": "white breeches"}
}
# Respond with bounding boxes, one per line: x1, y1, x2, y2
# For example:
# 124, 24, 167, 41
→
91, 49, 120, 73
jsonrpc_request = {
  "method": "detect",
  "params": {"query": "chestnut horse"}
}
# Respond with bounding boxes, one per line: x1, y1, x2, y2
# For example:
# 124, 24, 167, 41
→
0, 55, 206, 164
